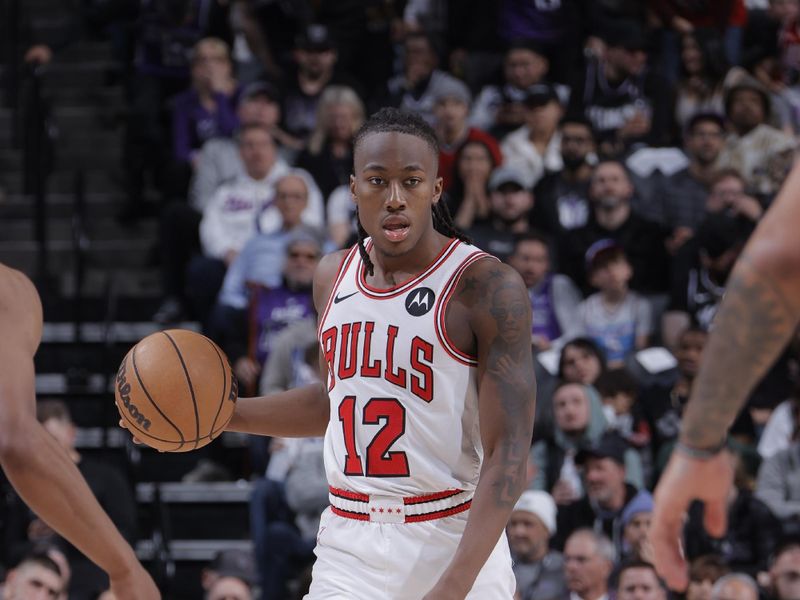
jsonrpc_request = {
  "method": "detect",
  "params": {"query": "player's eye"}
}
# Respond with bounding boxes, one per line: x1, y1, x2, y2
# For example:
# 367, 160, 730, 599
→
367, 177, 384, 185
405, 178, 421, 187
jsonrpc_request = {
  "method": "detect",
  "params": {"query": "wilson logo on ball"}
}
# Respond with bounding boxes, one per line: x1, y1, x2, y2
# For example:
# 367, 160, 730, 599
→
116, 359, 152, 430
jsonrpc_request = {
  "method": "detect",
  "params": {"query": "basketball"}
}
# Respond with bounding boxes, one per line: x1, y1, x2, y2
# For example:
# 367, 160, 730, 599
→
115, 329, 238, 452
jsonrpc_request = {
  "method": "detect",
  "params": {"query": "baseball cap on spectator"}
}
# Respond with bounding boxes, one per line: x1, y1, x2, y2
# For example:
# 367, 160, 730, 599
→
584, 239, 625, 274
513, 491, 557, 535
602, 20, 648, 51
488, 165, 535, 192
576, 431, 628, 466
295, 24, 335, 52
724, 71, 771, 119
433, 77, 472, 105
208, 549, 255, 585
695, 214, 749, 259
239, 81, 281, 104
524, 83, 559, 108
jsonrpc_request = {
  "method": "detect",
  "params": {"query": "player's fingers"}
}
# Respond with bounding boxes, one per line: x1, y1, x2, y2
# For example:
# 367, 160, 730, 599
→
650, 510, 689, 591
703, 498, 728, 538
118, 420, 144, 445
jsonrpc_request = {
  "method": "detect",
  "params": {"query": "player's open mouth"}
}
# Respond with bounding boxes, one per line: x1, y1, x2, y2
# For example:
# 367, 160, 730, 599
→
382, 219, 410, 242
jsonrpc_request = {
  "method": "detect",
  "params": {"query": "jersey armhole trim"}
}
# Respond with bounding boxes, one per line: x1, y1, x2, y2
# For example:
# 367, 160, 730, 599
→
317, 245, 360, 338
434, 252, 497, 367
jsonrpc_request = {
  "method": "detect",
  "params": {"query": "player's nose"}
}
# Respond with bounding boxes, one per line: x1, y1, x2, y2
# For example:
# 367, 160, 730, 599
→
386, 181, 406, 208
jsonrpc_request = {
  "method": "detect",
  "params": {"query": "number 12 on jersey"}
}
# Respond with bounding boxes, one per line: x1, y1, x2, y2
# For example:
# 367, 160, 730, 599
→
338, 396, 410, 477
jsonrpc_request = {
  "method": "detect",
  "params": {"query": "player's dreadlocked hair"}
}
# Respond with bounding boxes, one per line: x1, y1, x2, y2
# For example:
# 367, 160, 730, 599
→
353, 107, 471, 276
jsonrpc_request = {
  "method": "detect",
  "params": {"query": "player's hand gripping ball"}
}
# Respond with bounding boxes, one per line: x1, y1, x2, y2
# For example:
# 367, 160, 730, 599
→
115, 329, 238, 452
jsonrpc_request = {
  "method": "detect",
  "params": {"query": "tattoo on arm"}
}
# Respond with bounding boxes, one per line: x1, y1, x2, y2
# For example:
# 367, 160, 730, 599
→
682, 255, 800, 448
479, 268, 537, 507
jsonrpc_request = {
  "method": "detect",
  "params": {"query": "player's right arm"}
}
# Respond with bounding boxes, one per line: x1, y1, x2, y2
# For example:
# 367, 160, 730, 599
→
651, 162, 800, 591
226, 249, 348, 438
0, 265, 159, 599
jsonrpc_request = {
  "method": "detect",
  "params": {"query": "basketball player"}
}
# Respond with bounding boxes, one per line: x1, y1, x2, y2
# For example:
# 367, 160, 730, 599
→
650, 161, 800, 591
0, 264, 159, 598
226, 108, 537, 598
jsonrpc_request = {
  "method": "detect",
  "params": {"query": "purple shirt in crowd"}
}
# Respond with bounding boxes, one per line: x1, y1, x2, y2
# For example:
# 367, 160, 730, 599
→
172, 88, 239, 163
529, 274, 562, 342
249, 286, 315, 366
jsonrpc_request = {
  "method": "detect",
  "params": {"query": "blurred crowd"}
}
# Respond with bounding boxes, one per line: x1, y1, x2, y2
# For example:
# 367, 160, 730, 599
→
8, 0, 800, 598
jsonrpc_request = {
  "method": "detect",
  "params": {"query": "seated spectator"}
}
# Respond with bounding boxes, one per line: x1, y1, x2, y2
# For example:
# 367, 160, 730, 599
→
35, 400, 136, 599
507, 491, 567, 600
325, 185, 357, 249
595, 368, 651, 457
172, 38, 239, 169
620, 495, 655, 563
530, 382, 608, 503
654, 112, 726, 241
705, 169, 765, 225
685, 453, 782, 575
446, 139, 501, 231
432, 79, 501, 192
717, 74, 796, 197
558, 337, 608, 387
215, 226, 322, 394
673, 31, 728, 129
384, 31, 465, 125
533, 116, 597, 234
756, 419, 800, 530
563, 529, 614, 600
578, 241, 653, 366
640, 326, 708, 468
296, 85, 364, 199
508, 232, 582, 352
467, 165, 537, 261
207, 576, 252, 600
686, 555, 730, 600
470, 41, 556, 138
201, 549, 256, 595
2, 550, 64, 600
568, 20, 673, 157
616, 561, 667, 600
710, 573, 759, 600
259, 317, 319, 395
662, 213, 750, 348
766, 539, 800, 600
559, 160, 671, 295
556, 432, 648, 550
501, 84, 564, 190
188, 129, 322, 326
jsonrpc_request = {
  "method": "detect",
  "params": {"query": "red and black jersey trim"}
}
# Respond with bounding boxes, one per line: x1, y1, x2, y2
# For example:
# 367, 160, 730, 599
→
403, 488, 463, 505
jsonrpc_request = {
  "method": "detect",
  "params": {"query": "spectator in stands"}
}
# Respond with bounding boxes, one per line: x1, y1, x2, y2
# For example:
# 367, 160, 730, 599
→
655, 113, 726, 238
259, 317, 319, 395
384, 31, 464, 125
662, 213, 750, 346
325, 185, 357, 249
296, 86, 364, 199
578, 241, 653, 366
563, 530, 614, 600
686, 555, 730, 600
445, 139, 501, 230
207, 576, 252, 600
558, 338, 608, 387
620, 495, 655, 563
705, 169, 765, 225
214, 223, 322, 393
767, 540, 800, 600
470, 42, 555, 138
35, 400, 136, 600
756, 417, 800, 529
507, 232, 582, 353
595, 368, 651, 457
568, 20, 673, 157
533, 116, 597, 234
201, 549, 256, 592
640, 326, 708, 467
711, 573, 759, 600
616, 561, 667, 600
507, 491, 567, 600
717, 75, 796, 197
560, 160, 671, 294
556, 432, 649, 551
432, 79, 501, 192
172, 38, 239, 169
673, 32, 729, 129
1, 551, 63, 600
501, 84, 563, 190
467, 165, 537, 261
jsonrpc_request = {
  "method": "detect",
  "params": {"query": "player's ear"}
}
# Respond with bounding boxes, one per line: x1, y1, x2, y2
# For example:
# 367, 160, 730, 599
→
349, 174, 357, 205
432, 176, 443, 206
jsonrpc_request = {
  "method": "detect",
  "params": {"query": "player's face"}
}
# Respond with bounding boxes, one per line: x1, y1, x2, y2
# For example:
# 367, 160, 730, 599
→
351, 131, 443, 259
509, 240, 549, 288
618, 567, 666, 600
553, 383, 590, 433
507, 511, 550, 561
5, 564, 63, 600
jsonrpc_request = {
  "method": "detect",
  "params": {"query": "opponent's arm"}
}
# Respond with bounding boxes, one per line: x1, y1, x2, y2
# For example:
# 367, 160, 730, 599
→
226, 250, 348, 438
425, 261, 536, 599
680, 164, 800, 451
0, 268, 158, 599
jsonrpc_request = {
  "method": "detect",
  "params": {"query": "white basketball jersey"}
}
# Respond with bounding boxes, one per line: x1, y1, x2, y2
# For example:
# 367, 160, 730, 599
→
318, 238, 497, 496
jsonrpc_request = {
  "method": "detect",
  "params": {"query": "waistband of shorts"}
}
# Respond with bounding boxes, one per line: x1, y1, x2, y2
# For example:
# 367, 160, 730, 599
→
328, 486, 473, 524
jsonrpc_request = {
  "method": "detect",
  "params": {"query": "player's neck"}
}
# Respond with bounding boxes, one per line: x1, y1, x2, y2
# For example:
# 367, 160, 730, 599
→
368, 232, 450, 288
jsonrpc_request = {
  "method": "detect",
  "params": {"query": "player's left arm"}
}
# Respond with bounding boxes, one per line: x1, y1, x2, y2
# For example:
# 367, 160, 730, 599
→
424, 260, 536, 600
